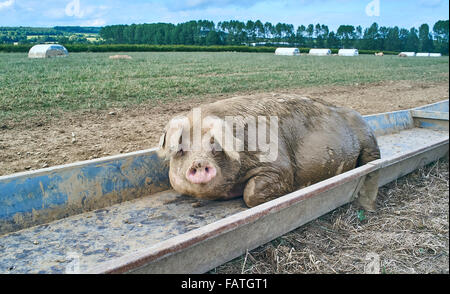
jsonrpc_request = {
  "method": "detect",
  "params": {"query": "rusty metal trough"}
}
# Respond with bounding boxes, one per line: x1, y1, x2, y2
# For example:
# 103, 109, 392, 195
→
0, 100, 448, 274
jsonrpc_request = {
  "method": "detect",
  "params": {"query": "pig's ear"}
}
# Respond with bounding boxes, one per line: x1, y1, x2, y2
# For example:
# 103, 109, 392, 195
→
157, 127, 184, 160
158, 116, 189, 159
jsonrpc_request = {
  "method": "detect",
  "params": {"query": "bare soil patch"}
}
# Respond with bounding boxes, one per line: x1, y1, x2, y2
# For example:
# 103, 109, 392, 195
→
0, 79, 447, 176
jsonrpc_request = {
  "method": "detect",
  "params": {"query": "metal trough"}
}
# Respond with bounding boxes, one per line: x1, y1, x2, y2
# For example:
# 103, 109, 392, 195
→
0, 100, 448, 274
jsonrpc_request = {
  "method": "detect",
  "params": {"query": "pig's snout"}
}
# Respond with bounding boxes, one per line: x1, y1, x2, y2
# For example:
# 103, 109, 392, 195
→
186, 160, 217, 184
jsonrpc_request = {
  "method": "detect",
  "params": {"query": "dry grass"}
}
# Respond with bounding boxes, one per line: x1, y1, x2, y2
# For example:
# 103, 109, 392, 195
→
212, 158, 449, 274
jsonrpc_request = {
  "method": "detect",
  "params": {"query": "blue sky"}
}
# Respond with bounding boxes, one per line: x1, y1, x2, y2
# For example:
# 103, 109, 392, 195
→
0, 0, 448, 30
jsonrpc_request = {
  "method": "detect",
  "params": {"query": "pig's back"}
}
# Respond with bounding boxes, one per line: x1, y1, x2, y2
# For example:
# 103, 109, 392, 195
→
199, 95, 366, 187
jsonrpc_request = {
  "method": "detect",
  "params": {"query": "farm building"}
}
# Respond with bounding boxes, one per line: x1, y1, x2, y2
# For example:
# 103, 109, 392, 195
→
309, 48, 332, 56
275, 48, 300, 56
28, 44, 69, 58
338, 49, 359, 56
399, 52, 416, 57
429, 53, 442, 57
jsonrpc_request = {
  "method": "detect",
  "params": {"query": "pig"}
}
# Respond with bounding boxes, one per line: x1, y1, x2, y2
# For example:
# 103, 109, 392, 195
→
158, 94, 380, 211
109, 54, 132, 60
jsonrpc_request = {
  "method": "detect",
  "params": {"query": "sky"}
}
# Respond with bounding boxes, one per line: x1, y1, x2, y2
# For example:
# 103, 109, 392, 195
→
0, 0, 448, 30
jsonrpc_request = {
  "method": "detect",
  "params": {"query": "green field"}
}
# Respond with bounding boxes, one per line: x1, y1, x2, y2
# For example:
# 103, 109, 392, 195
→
0, 52, 448, 122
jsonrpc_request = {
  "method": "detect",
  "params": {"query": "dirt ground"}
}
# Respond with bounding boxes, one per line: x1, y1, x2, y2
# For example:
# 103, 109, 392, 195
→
0, 79, 448, 176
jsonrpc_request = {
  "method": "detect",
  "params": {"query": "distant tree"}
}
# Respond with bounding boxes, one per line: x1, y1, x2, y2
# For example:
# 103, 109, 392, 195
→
314, 24, 328, 47
65, 19, 449, 54
254, 20, 264, 40
285, 23, 295, 43
378, 26, 389, 50
354, 25, 363, 48
405, 27, 420, 52
306, 24, 314, 47
432, 20, 449, 54
326, 31, 339, 48
419, 23, 434, 52
263, 22, 274, 39
398, 28, 409, 49
362, 22, 380, 50
246, 20, 256, 42
205, 30, 221, 45
336, 25, 356, 48
296, 25, 306, 46
274, 23, 283, 41
385, 26, 401, 51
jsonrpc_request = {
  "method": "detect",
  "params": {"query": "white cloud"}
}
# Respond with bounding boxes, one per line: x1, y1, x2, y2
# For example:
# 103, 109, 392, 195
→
0, 0, 14, 10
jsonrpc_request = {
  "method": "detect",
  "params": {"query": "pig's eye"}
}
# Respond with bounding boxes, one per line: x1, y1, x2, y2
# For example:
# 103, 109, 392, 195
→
210, 137, 221, 156
176, 148, 185, 156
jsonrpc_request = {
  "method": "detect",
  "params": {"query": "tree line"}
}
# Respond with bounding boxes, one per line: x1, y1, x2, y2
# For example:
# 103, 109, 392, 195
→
99, 19, 449, 54
0, 26, 101, 44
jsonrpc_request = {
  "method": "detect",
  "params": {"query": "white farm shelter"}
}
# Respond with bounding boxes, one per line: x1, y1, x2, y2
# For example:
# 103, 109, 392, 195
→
399, 52, 416, 57
28, 44, 69, 58
338, 49, 359, 56
309, 48, 331, 56
275, 48, 300, 56
429, 53, 442, 57
416, 53, 430, 57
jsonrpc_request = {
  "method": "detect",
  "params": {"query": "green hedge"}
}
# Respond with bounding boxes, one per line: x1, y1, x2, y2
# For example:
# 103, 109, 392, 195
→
0, 44, 33, 52
0, 44, 400, 55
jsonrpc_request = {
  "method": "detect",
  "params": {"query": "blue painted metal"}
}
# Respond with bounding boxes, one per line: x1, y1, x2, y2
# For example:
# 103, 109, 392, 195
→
363, 110, 414, 136
0, 150, 169, 234
414, 100, 449, 113
411, 101, 449, 131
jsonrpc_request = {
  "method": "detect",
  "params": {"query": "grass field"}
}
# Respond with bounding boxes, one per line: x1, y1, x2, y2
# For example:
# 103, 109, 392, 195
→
0, 52, 448, 122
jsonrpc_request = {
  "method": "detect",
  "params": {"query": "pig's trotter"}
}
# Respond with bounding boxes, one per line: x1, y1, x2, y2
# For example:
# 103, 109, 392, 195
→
357, 170, 379, 212
243, 173, 293, 207
356, 144, 381, 212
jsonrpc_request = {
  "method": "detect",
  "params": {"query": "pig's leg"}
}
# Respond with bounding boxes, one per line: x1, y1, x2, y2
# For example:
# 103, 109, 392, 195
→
356, 140, 381, 212
243, 172, 294, 207
357, 170, 379, 212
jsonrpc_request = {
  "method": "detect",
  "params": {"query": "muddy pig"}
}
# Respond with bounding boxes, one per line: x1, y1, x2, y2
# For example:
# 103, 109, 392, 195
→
158, 95, 380, 211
